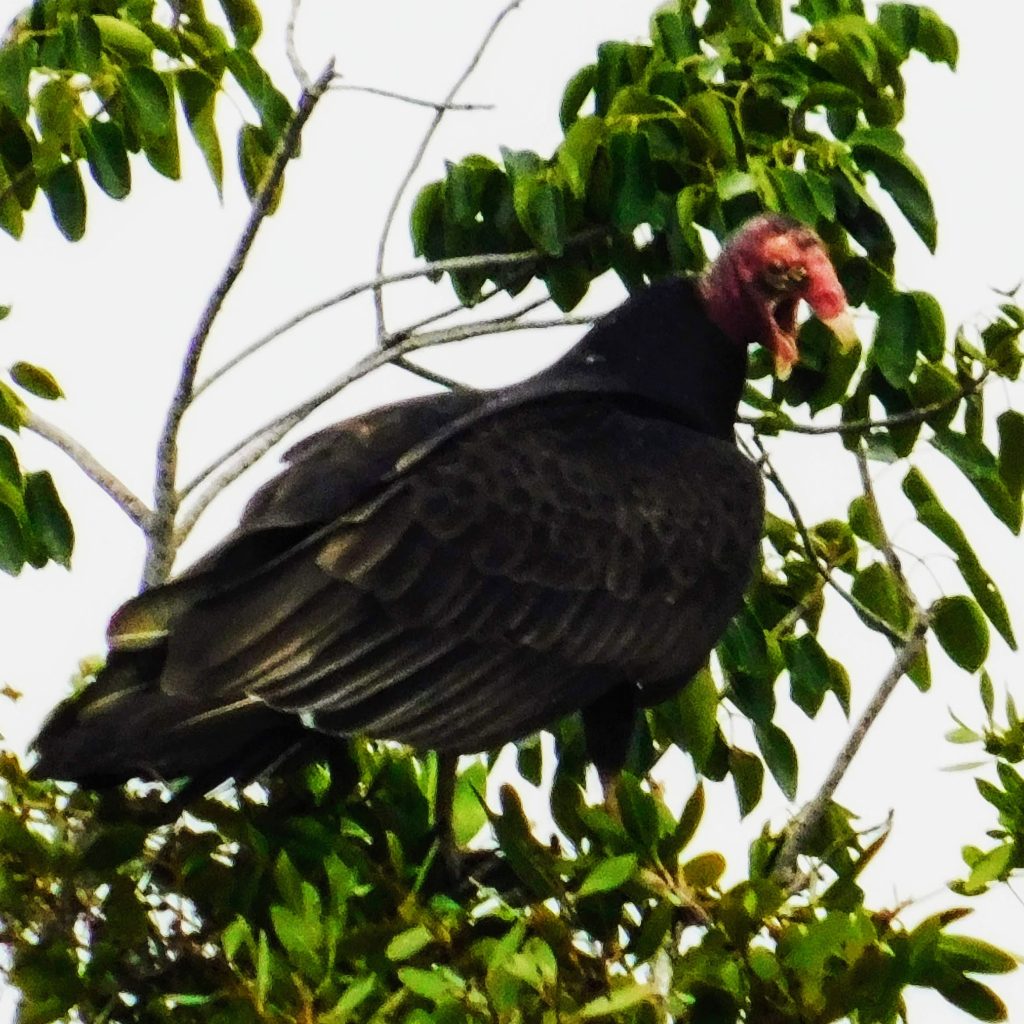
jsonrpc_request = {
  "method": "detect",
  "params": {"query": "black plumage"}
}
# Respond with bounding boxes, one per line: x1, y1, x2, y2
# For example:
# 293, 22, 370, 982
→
30, 216, 852, 794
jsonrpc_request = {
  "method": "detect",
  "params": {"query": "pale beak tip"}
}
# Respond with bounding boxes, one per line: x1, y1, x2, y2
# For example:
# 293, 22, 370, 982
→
822, 308, 858, 352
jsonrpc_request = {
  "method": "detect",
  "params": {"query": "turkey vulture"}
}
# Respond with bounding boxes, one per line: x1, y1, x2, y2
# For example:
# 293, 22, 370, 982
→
31, 214, 854, 797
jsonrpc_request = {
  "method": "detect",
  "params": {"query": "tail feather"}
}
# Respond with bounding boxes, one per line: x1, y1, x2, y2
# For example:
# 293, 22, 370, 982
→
29, 653, 310, 790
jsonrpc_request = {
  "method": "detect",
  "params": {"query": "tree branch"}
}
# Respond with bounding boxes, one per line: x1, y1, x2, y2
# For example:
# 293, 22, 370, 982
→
772, 617, 929, 888
22, 409, 151, 530
142, 62, 335, 588
174, 310, 596, 543
372, 0, 523, 344
286, 0, 311, 91
741, 371, 987, 437
191, 249, 561, 401
331, 82, 493, 112
747, 434, 906, 644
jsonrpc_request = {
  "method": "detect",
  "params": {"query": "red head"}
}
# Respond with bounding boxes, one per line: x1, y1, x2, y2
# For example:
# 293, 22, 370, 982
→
698, 214, 856, 378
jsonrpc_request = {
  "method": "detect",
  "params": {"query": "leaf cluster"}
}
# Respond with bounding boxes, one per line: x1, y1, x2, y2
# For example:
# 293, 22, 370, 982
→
0, 734, 1014, 1024
0, 0, 292, 242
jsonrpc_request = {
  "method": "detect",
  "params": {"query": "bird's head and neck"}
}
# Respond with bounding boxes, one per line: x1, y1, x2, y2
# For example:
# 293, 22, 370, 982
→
565, 213, 855, 440
698, 213, 856, 380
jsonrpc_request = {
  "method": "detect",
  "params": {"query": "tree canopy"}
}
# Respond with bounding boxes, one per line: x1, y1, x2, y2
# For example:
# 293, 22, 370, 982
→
1, 2, 1023, 1022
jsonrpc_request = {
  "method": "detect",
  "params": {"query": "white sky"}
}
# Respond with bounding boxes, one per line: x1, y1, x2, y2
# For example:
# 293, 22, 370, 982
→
3, 2, 1024, 1021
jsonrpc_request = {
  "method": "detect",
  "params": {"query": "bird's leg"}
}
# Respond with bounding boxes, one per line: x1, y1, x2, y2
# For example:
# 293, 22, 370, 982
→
582, 682, 639, 815
434, 751, 461, 879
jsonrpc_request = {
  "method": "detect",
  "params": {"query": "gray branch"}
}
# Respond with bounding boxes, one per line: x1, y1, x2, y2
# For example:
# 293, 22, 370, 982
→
772, 618, 929, 888
371, 0, 523, 344
22, 409, 152, 530
191, 250, 557, 401
747, 434, 906, 645
142, 62, 335, 588
331, 82, 493, 112
174, 311, 596, 543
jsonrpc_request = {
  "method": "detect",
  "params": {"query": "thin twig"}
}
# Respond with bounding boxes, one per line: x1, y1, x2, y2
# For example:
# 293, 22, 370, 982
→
748, 434, 905, 644
772, 618, 929, 888
741, 374, 986, 437
22, 409, 151, 529
143, 62, 335, 588
286, 0, 311, 91
331, 82, 493, 112
854, 442, 919, 610
184, 294, 567, 497
372, 0, 523, 344
175, 312, 597, 542
191, 252, 562, 401
391, 357, 472, 392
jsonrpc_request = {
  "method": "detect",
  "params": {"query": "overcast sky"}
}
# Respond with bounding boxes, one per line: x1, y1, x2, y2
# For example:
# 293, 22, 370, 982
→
3, 2, 1024, 1021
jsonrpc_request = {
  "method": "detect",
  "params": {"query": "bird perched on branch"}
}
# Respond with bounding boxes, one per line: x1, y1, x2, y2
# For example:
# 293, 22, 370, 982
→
31, 214, 854, 807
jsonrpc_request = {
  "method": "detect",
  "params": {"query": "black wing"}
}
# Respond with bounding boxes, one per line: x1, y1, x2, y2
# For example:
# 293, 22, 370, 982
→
32, 394, 762, 784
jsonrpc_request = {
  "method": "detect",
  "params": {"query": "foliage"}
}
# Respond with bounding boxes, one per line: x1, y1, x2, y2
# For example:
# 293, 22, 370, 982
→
0, 0, 294, 572
1, 1, 1023, 1022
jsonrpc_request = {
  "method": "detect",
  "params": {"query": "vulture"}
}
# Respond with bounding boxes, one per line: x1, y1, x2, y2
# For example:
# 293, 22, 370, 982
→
31, 214, 854, 802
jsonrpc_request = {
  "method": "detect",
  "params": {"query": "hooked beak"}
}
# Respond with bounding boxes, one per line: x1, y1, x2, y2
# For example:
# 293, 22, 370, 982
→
820, 307, 858, 352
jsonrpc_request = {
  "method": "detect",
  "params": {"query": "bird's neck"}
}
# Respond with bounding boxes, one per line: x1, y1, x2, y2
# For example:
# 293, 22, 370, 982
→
570, 277, 749, 441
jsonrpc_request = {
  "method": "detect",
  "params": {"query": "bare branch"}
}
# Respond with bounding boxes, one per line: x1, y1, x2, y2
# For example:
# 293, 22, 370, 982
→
372, 0, 523, 343
143, 62, 335, 588
741, 371, 987, 437
747, 434, 906, 645
331, 82, 492, 112
22, 409, 151, 530
772, 618, 929, 888
391, 357, 473, 392
191, 250, 566, 400
286, 0, 311, 91
854, 442, 920, 612
175, 311, 597, 542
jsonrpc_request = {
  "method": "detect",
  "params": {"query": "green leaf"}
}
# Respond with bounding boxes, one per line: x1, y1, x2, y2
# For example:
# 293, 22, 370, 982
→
557, 116, 603, 200
451, 759, 488, 846
80, 120, 131, 200
510, 172, 565, 257
771, 168, 819, 224
578, 853, 638, 897
0, 40, 31, 119
850, 128, 936, 250
43, 163, 87, 241
688, 91, 737, 164
872, 291, 917, 386
123, 66, 172, 138
616, 773, 659, 854
997, 410, 1024, 503
0, 380, 26, 429
849, 494, 884, 547
398, 967, 456, 1003
931, 429, 1022, 533
0, 501, 26, 574
321, 976, 378, 1024
754, 723, 798, 799
910, 290, 945, 360
177, 69, 224, 195
851, 561, 911, 634
932, 596, 989, 673
937, 935, 1018, 976
23, 471, 73, 567
609, 131, 655, 231
661, 667, 718, 771
559, 63, 596, 131
218, 0, 263, 47
386, 924, 433, 962
579, 983, 653, 1018
931, 975, 1007, 1022
785, 633, 832, 717
225, 49, 292, 141
682, 851, 726, 889
93, 15, 156, 62
67, 16, 103, 75
729, 747, 764, 817
903, 467, 1016, 649
10, 362, 63, 400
